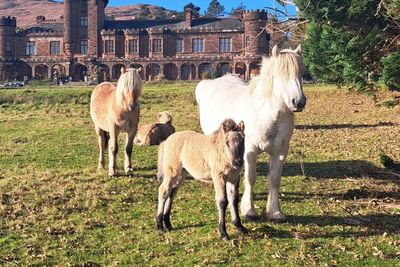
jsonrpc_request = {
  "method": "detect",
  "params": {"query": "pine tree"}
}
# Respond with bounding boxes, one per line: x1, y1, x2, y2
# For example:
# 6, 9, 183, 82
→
294, 0, 398, 90
229, 3, 246, 16
184, 3, 201, 17
205, 0, 225, 18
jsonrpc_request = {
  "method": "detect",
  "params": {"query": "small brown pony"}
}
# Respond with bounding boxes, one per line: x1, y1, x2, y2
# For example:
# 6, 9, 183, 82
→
134, 111, 175, 145
90, 67, 142, 176
156, 119, 246, 240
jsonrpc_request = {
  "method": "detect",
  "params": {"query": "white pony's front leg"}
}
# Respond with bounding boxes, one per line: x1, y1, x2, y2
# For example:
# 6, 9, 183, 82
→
240, 148, 258, 219
267, 145, 289, 222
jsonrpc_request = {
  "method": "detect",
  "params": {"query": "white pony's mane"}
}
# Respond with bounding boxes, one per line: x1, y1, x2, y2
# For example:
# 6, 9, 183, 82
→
248, 49, 303, 101
115, 69, 142, 109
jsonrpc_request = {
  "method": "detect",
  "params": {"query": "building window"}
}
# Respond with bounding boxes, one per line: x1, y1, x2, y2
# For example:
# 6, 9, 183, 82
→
128, 39, 138, 53
80, 40, 88, 54
50, 41, 61, 55
104, 40, 115, 54
6, 41, 11, 56
246, 36, 250, 48
80, 16, 88, 27
219, 38, 231, 52
192, 38, 204, 53
152, 39, 162, 53
25, 41, 36, 55
176, 39, 183, 53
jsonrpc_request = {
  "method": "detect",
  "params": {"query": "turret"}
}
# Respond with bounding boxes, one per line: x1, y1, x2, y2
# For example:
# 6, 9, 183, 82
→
0, 16, 17, 59
63, 0, 75, 55
88, 0, 107, 56
36, 15, 45, 24
243, 10, 268, 56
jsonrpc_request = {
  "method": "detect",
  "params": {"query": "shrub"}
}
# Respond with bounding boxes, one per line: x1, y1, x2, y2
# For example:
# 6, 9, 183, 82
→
380, 51, 400, 91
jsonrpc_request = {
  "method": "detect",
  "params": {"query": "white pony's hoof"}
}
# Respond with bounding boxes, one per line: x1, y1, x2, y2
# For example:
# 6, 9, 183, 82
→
108, 170, 116, 177
267, 211, 286, 223
241, 209, 258, 221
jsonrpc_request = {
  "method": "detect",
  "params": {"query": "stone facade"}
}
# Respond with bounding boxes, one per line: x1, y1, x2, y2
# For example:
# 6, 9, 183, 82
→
0, 0, 269, 82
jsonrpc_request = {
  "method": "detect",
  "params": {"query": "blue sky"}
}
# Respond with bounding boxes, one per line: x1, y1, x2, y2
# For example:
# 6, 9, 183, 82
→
106, 0, 297, 18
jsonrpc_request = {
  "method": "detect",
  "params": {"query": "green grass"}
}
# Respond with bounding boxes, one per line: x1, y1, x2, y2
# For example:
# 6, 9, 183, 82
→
0, 82, 400, 266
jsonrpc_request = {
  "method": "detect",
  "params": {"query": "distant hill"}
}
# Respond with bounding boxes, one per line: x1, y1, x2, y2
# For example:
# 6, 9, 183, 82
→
0, 0, 178, 28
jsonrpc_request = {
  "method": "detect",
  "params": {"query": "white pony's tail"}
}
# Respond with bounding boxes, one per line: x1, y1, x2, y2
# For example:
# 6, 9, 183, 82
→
157, 142, 165, 183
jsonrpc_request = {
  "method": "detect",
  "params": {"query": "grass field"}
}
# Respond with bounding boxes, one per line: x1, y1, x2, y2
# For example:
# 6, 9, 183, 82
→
0, 82, 399, 266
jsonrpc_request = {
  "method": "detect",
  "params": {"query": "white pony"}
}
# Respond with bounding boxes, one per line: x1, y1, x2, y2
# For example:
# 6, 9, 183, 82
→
196, 45, 306, 221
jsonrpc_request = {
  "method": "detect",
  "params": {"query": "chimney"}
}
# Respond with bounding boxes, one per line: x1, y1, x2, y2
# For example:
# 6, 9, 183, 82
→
184, 7, 192, 28
36, 15, 45, 24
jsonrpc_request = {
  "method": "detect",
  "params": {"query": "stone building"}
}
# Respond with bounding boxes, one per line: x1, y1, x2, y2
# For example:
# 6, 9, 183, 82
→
0, 0, 269, 82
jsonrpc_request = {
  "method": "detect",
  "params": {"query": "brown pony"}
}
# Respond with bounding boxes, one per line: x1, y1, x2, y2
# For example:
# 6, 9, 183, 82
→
156, 119, 246, 240
134, 111, 175, 145
90, 67, 142, 176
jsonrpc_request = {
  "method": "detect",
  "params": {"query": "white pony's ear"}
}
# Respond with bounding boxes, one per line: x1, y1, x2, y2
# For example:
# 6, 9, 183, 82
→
121, 66, 126, 74
272, 45, 280, 57
137, 67, 143, 74
294, 45, 302, 55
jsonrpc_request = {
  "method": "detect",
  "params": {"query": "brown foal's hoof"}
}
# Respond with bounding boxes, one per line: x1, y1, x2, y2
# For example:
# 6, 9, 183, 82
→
221, 235, 230, 241
237, 226, 248, 234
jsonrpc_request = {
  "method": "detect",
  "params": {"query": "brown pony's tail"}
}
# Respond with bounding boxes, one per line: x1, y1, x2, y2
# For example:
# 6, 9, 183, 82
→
156, 142, 165, 183
103, 131, 110, 150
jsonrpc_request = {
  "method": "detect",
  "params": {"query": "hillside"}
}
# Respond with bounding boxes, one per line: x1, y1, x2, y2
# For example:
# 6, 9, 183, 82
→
0, 0, 177, 28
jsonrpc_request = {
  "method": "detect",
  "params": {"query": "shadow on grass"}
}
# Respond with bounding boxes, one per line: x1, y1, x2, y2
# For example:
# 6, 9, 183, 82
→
295, 122, 397, 130
250, 214, 400, 238
256, 160, 399, 181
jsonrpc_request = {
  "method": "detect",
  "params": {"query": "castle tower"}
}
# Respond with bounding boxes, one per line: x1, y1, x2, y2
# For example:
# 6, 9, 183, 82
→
88, 0, 107, 57
0, 16, 17, 59
63, 0, 78, 55
63, 0, 107, 56
243, 10, 268, 56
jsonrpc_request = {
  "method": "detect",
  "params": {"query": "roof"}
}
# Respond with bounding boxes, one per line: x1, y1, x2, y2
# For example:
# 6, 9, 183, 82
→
103, 17, 244, 31
21, 22, 64, 34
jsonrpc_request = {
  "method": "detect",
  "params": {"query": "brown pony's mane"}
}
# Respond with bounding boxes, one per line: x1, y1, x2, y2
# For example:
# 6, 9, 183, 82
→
248, 49, 303, 101
115, 69, 142, 110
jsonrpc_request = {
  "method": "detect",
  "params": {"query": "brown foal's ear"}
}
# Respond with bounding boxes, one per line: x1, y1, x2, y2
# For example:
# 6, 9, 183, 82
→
294, 44, 302, 55
238, 121, 245, 132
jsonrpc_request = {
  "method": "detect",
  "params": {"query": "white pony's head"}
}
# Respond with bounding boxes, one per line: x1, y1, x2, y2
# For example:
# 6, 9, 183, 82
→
251, 45, 306, 112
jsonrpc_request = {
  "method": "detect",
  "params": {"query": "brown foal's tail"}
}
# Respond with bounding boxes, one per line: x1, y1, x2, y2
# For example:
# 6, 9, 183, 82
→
156, 142, 165, 183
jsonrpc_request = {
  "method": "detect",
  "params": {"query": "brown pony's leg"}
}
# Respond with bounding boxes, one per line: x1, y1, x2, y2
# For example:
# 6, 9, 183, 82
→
124, 131, 135, 176
227, 177, 247, 234
95, 126, 106, 170
213, 173, 229, 240
108, 127, 118, 177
